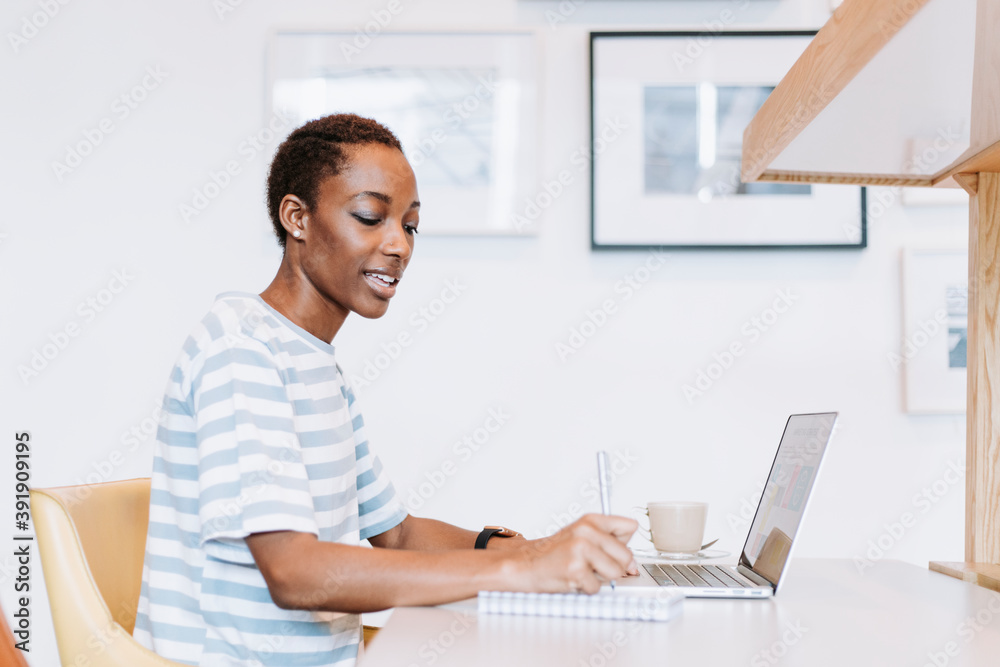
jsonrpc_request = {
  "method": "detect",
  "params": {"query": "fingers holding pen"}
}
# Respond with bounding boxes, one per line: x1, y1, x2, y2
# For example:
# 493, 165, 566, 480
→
580, 514, 639, 579
556, 530, 625, 594
573, 515, 636, 568
515, 514, 638, 593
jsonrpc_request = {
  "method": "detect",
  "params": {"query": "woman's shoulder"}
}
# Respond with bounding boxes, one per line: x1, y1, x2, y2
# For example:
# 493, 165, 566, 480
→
173, 293, 274, 366
209, 292, 271, 334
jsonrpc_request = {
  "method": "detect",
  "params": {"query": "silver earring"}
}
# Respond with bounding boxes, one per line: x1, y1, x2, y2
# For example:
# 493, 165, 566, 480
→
292, 230, 301, 238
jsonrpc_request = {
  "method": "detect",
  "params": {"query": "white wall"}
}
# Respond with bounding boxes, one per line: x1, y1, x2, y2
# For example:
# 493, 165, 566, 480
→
0, 1, 969, 664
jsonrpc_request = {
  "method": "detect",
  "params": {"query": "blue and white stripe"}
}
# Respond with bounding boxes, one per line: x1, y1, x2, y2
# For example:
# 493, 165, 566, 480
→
134, 292, 406, 666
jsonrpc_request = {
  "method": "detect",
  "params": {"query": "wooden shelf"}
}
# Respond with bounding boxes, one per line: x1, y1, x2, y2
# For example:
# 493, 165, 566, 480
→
930, 561, 1000, 593
743, 0, 936, 184
742, 0, 1000, 590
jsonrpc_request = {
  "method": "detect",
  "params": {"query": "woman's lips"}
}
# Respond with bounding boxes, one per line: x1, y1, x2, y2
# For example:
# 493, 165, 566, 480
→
363, 271, 399, 298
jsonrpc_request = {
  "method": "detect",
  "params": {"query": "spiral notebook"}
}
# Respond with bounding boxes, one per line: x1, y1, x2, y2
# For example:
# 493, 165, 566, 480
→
477, 590, 682, 622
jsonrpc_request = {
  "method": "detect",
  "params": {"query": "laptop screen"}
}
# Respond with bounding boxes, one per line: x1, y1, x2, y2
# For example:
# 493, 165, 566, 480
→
739, 413, 837, 586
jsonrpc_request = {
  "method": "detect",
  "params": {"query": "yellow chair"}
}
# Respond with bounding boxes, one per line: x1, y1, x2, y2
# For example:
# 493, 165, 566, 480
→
33, 477, 381, 663
1, 600, 30, 666
31, 478, 182, 666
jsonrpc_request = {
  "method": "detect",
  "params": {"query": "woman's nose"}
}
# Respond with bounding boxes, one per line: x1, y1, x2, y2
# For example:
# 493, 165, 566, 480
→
382, 223, 411, 259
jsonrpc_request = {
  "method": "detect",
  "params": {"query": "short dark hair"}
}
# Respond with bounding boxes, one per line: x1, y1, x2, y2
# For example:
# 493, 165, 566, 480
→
266, 113, 404, 248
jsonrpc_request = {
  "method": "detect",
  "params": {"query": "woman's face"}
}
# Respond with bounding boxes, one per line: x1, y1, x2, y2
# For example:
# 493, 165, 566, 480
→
297, 143, 420, 320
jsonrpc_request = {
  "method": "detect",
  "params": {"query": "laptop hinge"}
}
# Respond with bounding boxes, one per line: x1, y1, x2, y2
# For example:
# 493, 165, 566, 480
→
737, 564, 774, 589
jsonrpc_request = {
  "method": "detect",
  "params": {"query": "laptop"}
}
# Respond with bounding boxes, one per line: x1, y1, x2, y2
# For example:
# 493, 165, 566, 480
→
616, 412, 837, 598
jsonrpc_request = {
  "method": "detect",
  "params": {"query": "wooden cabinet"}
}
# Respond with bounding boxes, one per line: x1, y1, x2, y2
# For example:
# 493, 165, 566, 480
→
742, 0, 1000, 589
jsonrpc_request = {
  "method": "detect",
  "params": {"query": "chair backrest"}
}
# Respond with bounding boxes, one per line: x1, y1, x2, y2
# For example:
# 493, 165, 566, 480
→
31, 478, 182, 666
36, 478, 151, 632
0, 600, 30, 666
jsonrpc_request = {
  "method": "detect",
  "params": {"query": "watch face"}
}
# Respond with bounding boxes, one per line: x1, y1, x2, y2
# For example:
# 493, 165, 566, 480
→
485, 526, 522, 538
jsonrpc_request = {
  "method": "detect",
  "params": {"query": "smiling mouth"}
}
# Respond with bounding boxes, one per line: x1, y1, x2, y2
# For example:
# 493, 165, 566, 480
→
364, 272, 398, 286
363, 271, 401, 298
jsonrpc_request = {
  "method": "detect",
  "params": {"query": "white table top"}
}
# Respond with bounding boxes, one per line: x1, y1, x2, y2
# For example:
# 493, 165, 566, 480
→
359, 559, 1000, 666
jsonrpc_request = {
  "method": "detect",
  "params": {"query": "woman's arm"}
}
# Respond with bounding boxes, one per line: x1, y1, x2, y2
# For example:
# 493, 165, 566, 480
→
245, 513, 636, 614
368, 515, 525, 551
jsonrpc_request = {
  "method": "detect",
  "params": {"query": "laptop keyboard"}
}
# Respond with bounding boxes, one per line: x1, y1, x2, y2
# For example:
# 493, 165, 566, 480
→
642, 563, 757, 588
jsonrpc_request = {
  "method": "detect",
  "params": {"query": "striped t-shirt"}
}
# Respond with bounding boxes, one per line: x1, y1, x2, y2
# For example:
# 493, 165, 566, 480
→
134, 292, 407, 666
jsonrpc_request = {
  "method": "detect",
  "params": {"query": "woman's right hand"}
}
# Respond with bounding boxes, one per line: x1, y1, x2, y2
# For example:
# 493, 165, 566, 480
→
509, 514, 638, 594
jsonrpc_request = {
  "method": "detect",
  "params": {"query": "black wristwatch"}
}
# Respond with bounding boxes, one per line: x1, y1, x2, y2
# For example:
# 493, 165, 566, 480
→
475, 525, 522, 549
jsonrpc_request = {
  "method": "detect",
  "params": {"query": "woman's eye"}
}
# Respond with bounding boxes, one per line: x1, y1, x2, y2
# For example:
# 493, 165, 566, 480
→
404, 224, 419, 235
352, 214, 380, 225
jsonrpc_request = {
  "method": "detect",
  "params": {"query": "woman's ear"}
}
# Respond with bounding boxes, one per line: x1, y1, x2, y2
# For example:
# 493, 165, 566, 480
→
279, 194, 307, 241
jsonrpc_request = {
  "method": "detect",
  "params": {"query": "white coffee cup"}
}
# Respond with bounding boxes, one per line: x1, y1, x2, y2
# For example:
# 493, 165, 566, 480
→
636, 501, 708, 553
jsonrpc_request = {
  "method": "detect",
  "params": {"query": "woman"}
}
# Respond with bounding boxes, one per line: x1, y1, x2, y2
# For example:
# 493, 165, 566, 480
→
134, 114, 637, 667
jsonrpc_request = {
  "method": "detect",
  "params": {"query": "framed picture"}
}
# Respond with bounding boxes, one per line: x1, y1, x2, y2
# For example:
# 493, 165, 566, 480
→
268, 30, 539, 235
900, 248, 968, 414
589, 31, 867, 250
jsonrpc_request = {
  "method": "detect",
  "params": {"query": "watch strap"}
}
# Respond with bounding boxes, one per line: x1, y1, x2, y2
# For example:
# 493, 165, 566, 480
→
475, 528, 504, 550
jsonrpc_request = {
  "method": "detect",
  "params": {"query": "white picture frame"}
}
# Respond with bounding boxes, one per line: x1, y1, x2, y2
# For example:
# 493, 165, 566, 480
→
900, 247, 968, 414
590, 31, 866, 250
268, 30, 540, 236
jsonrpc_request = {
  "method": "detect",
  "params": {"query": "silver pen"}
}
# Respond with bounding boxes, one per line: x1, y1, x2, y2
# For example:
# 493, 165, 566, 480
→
597, 450, 615, 590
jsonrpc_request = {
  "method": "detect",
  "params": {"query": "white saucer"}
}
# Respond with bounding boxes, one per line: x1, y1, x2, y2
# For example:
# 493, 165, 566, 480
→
631, 548, 729, 562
